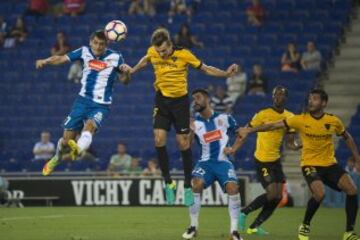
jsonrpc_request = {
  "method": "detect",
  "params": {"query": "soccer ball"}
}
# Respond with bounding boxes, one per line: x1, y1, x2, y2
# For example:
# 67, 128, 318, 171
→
104, 20, 127, 42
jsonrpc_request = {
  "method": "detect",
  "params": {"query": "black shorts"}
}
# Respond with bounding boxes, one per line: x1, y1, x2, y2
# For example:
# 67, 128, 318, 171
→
302, 164, 347, 192
255, 158, 285, 189
153, 91, 190, 134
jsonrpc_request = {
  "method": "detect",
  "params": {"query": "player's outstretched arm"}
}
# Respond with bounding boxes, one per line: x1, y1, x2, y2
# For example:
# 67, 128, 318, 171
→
119, 64, 131, 85
35, 55, 69, 69
224, 135, 247, 155
238, 120, 286, 139
199, 63, 239, 78
343, 131, 360, 163
188, 119, 196, 145
129, 55, 149, 74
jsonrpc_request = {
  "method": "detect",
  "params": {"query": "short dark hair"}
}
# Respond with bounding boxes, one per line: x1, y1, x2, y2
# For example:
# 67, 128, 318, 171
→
273, 85, 288, 97
192, 88, 210, 97
90, 29, 107, 41
151, 28, 171, 46
310, 89, 328, 102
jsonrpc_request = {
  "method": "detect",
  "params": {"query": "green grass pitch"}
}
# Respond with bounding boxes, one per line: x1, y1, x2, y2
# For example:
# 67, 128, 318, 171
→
0, 207, 358, 240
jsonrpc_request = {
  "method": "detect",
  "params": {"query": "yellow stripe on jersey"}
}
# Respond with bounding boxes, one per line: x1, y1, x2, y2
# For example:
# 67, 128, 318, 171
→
250, 108, 295, 162
284, 112, 345, 167
146, 46, 202, 98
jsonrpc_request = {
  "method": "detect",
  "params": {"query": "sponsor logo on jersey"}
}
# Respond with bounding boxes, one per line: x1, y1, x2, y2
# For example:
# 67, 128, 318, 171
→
203, 129, 222, 143
89, 60, 108, 71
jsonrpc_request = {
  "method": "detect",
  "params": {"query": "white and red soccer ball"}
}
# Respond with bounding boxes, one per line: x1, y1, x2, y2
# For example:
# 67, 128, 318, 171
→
104, 20, 127, 42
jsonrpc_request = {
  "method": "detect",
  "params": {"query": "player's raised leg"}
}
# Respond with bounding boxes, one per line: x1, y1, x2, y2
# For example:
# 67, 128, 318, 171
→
42, 130, 77, 176
239, 193, 267, 230
246, 182, 282, 235
182, 177, 203, 239
154, 128, 176, 205
42, 96, 86, 176
68, 120, 96, 160
173, 93, 194, 206
243, 161, 284, 235
338, 174, 360, 240
68, 103, 110, 160
42, 138, 63, 176
176, 133, 194, 206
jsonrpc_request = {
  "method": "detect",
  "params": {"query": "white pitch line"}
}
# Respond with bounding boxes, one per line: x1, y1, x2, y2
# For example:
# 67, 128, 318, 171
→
1, 214, 87, 221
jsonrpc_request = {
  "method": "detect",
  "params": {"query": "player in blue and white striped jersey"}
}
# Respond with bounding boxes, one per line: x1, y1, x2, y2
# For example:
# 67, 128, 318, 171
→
182, 88, 244, 240
35, 30, 130, 176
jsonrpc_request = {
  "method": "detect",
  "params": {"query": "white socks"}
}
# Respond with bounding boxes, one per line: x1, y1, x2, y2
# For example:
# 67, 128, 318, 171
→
188, 192, 241, 233
228, 194, 241, 233
189, 192, 201, 228
77, 131, 92, 153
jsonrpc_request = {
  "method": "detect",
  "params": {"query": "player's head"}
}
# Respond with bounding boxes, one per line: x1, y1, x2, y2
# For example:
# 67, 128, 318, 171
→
89, 30, 108, 57
272, 85, 288, 108
151, 28, 173, 59
308, 89, 328, 113
192, 88, 210, 113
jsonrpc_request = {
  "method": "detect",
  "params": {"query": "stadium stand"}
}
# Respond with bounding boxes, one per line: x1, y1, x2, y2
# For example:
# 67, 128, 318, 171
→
0, 0, 354, 172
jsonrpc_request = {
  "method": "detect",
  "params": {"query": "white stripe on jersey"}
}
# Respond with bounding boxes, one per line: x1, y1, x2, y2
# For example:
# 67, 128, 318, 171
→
194, 112, 237, 162
67, 46, 124, 105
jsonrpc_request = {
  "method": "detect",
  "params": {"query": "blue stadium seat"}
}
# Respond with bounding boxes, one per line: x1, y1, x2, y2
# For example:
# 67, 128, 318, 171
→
306, 22, 324, 34
0, 0, 349, 171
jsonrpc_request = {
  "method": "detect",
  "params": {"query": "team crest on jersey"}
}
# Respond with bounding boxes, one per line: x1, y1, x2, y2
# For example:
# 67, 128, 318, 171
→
324, 123, 331, 130
93, 112, 103, 122
203, 129, 222, 143
89, 60, 108, 71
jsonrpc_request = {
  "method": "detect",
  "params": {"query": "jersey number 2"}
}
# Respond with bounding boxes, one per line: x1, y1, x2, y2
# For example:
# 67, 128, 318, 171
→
153, 107, 158, 118
262, 168, 269, 177
304, 167, 316, 176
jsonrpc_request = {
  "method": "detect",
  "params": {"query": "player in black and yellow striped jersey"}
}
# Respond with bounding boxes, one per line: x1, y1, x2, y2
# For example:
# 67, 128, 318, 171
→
239, 89, 360, 240
121, 28, 239, 207
238, 86, 301, 235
